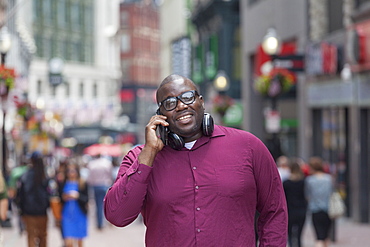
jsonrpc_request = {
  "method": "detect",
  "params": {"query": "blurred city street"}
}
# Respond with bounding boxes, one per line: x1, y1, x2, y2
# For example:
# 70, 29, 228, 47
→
3, 201, 146, 247
3, 203, 370, 247
302, 217, 370, 247
1, 1, 370, 246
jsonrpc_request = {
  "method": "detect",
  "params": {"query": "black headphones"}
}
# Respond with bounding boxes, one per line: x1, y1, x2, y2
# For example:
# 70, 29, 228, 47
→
156, 109, 214, 150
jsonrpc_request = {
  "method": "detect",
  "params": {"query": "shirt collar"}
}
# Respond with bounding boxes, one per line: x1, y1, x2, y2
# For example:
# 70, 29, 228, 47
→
190, 125, 225, 150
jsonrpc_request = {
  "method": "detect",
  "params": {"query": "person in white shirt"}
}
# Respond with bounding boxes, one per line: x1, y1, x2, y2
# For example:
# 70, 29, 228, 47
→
87, 154, 113, 230
276, 155, 291, 182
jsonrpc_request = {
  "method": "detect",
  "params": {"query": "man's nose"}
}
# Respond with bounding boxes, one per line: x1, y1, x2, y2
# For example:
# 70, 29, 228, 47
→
176, 99, 189, 110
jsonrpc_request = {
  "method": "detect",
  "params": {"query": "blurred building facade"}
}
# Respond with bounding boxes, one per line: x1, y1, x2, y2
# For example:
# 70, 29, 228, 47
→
159, 0, 192, 80
241, 0, 370, 224
1, 0, 122, 160
191, 0, 242, 127
119, 0, 161, 144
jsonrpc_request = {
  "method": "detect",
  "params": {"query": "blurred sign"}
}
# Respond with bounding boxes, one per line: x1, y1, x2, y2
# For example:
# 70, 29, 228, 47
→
192, 44, 204, 84
265, 109, 281, 133
305, 42, 338, 76
347, 19, 370, 72
205, 34, 218, 80
223, 103, 243, 127
254, 41, 297, 77
271, 54, 305, 72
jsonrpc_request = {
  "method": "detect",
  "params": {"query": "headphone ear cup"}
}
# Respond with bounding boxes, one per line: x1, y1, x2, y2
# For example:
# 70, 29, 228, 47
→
168, 132, 185, 150
202, 113, 214, 136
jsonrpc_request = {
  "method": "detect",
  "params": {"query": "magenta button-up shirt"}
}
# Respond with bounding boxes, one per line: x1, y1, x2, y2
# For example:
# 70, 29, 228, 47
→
104, 125, 288, 247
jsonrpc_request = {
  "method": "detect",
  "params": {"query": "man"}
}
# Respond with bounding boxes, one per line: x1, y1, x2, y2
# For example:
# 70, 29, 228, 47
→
87, 154, 112, 230
104, 74, 288, 246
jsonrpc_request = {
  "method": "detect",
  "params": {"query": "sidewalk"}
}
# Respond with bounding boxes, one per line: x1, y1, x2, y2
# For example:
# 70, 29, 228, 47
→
302, 217, 370, 247
3, 211, 370, 246
3, 201, 146, 247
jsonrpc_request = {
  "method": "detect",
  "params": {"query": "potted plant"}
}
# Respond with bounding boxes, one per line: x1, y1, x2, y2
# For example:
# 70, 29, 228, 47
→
254, 68, 295, 98
0, 66, 15, 97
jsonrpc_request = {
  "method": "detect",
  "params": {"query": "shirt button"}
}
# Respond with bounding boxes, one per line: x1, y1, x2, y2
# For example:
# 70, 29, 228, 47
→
123, 191, 128, 195
195, 186, 199, 189
138, 170, 142, 174
197, 229, 201, 233
196, 207, 200, 211
192, 166, 197, 170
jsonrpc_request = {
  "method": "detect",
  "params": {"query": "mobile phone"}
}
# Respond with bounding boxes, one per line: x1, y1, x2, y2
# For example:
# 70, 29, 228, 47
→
156, 109, 168, 145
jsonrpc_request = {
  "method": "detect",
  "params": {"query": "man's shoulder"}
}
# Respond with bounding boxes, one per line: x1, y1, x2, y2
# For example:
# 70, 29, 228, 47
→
214, 125, 256, 139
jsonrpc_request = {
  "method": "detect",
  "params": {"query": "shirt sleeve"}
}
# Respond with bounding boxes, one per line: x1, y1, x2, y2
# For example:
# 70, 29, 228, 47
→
104, 146, 152, 227
251, 136, 288, 247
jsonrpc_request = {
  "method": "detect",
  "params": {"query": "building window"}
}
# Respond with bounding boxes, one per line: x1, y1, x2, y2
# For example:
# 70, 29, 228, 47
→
93, 83, 98, 98
121, 11, 129, 27
43, 0, 52, 25
37, 80, 42, 95
33, 0, 42, 23
51, 85, 56, 96
71, 41, 81, 62
43, 37, 51, 59
58, 0, 67, 27
79, 82, 84, 98
35, 35, 43, 57
71, 2, 81, 31
121, 33, 131, 53
85, 6, 94, 33
328, 0, 343, 33
51, 37, 57, 58
33, 0, 94, 63
65, 82, 70, 97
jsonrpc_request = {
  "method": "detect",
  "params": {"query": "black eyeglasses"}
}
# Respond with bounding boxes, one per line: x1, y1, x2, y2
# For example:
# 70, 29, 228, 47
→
158, 90, 199, 111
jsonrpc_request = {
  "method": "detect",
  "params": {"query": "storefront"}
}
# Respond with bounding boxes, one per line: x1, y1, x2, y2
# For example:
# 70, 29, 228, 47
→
306, 29, 370, 222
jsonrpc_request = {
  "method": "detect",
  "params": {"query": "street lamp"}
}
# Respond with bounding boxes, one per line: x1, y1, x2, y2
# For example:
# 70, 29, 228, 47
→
213, 70, 230, 92
261, 28, 283, 160
213, 71, 233, 124
261, 28, 280, 56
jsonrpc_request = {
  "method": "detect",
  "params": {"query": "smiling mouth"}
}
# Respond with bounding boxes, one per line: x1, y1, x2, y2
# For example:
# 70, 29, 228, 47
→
177, 114, 192, 121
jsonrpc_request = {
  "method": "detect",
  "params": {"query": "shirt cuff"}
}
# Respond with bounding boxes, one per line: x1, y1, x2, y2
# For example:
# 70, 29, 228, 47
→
127, 162, 152, 184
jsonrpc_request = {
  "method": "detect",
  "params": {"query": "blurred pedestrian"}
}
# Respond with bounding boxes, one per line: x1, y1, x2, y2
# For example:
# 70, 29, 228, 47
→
87, 154, 112, 230
59, 163, 88, 247
0, 170, 9, 247
7, 155, 29, 234
17, 151, 51, 247
277, 155, 291, 182
283, 158, 307, 247
305, 156, 333, 247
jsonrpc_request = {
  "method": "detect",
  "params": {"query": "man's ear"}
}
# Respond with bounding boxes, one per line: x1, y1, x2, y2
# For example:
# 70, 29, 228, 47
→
199, 95, 205, 109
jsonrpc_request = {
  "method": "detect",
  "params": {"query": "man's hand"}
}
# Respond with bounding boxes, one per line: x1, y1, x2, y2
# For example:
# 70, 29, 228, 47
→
138, 114, 169, 167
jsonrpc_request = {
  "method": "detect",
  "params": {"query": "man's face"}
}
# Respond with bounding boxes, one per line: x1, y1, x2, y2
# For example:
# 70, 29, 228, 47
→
157, 78, 205, 142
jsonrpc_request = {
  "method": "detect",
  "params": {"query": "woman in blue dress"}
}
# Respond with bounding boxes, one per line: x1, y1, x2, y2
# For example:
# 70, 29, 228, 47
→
59, 163, 89, 247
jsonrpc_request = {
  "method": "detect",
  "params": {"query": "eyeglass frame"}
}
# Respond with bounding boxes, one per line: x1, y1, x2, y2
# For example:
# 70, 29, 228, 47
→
158, 90, 199, 111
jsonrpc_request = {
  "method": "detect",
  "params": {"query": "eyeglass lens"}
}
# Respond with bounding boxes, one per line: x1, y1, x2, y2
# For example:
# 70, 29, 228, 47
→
163, 91, 196, 111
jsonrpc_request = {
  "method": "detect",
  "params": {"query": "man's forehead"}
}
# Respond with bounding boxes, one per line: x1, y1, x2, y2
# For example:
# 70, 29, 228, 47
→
162, 77, 185, 87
